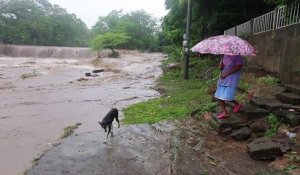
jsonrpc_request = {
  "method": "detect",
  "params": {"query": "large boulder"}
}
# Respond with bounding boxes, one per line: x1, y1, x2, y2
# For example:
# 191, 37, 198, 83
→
247, 137, 282, 160
275, 109, 300, 127
276, 92, 300, 105
240, 104, 269, 120
250, 97, 292, 112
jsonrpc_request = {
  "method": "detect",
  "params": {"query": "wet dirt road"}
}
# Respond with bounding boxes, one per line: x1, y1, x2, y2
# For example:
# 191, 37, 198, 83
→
0, 50, 166, 175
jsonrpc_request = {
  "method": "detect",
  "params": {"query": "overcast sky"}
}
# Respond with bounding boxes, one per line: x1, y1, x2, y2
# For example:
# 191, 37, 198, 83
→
48, 0, 168, 28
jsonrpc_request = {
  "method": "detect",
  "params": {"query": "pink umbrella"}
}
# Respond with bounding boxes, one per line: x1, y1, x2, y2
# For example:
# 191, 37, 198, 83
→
191, 35, 257, 56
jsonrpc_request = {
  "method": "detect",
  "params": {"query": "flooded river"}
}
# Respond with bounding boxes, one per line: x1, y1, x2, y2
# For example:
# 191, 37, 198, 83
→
0, 49, 166, 175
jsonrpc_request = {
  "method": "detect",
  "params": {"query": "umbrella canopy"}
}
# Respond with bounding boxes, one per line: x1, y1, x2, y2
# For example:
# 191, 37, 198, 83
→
191, 35, 257, 56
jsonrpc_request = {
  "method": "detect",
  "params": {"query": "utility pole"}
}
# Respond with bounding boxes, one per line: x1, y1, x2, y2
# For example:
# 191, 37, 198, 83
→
183, 0, 192, 79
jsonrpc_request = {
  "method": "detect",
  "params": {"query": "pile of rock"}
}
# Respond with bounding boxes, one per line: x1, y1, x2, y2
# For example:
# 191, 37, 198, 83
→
208, 84, 300, 161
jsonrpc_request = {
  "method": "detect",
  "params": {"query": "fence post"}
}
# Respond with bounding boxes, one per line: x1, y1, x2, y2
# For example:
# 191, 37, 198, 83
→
235, 26, 237, 36
183, 0, 192, 80
272, 9, 277, 30
250, 19, 254, 35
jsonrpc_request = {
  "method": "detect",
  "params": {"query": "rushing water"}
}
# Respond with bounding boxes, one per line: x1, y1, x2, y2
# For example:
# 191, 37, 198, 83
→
0, 48, 166, 175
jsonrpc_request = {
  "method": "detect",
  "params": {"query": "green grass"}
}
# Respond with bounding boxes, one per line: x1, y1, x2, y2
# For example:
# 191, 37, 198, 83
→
265, 113, 281, 137
258, 76, 278, 85
123, 56, 219, 124
61, 123, 82, 138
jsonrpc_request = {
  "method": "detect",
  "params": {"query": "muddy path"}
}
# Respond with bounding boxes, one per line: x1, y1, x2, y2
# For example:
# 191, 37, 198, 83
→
0, 50, 166, 175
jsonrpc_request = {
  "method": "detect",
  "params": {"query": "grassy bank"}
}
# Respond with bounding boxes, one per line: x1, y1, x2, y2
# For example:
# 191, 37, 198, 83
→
122, 50, 280, 125
123, 55, 220, 124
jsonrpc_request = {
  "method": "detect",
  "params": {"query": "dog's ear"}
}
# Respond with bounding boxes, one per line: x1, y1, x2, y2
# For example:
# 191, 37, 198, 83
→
98, 121, 102, 125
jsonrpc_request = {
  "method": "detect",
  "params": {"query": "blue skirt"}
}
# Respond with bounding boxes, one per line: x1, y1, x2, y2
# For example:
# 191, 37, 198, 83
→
214, 85, 237, 101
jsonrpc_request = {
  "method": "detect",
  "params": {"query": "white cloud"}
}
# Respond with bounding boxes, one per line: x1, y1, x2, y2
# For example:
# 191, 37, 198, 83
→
48, 0, 167, 28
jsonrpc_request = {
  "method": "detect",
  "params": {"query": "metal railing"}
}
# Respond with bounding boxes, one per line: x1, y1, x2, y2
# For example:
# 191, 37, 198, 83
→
224, 27, 235, 35
275, 2, 300, 29
237, 20, 252, 35
224, 1, 300, 36
253, 11, 275, 34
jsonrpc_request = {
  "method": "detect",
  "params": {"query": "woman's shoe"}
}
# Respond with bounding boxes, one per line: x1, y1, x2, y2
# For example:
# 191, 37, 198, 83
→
233, 103, 242, 113
217, 113, 229, 119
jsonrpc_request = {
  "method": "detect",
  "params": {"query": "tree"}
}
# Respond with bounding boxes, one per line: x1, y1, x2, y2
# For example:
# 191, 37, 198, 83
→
90, 31, 130, 57
91, 10, 160, 51
0, 0, 90, 46
161, 0, 276, 50
265, 0, 299, 5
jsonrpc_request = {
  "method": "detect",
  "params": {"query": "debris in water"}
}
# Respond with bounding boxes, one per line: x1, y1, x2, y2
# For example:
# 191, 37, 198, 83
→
77, 78, 89, 81
92, 69, 104, 73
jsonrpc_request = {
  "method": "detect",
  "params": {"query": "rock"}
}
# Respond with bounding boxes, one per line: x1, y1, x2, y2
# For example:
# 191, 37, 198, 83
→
275, 109, 300, 127
250, 97, 278, 107
271, 134, 292, 154
247, 137, 282, 160
26, 124, 173, 175
240, 104, 269, 120
92, 69, 104, 73
250, 97, 292, 112
207, 113, 244, 133
289, 106, 300, 112
295, 130, 300, 147
77, 78, 88, 81
249, 119, 268, 133
230, 127, 251, 140
286, 84, 300, 95
276, 92, 300, 105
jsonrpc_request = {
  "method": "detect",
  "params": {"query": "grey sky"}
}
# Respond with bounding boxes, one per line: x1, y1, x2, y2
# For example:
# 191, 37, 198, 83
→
47, 0, 168, 28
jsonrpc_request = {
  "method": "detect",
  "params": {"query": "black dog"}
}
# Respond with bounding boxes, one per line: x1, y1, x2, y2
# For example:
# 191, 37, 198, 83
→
98, 108, 120, 143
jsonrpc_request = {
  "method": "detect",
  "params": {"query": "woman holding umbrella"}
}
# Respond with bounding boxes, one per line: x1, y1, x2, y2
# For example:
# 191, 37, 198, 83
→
191, 35, 256, 119
215, 54, 243, 118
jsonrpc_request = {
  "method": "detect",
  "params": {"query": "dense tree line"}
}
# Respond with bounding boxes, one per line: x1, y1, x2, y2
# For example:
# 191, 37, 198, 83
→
0, 0, 161, 51
2, 0, 296, 51
91, 10, 160, 51
0, 0, 90, 46
161, 0, 299, 51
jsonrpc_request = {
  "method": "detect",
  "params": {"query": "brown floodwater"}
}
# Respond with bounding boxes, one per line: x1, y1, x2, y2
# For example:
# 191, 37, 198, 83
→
0, 50, 165, 175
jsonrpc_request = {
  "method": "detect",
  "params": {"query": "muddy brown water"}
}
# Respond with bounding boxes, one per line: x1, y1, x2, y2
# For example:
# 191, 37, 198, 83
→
0, 50, 166, 175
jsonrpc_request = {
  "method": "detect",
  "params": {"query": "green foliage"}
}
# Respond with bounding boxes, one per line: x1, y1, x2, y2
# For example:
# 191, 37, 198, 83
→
90, 31, 130, 56
162, 46, 183, 63
239, 81, 252, 93
91, 10, 160, 51
284, 164, 298, 172
123, 57, 218, 124
265, 0, 298, 5
265, 114, 281, 137
258, 76, 278, 85
0, 0, 90, 46
162, 0, 277, 48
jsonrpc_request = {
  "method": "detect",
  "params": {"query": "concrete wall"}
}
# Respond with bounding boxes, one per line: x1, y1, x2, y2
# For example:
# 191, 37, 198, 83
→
246, 24, 300, 86
0, 44, 99, 59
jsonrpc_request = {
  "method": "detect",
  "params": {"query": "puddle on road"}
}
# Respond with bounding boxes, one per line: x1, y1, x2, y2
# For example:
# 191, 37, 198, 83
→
0, 50, 166, 175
